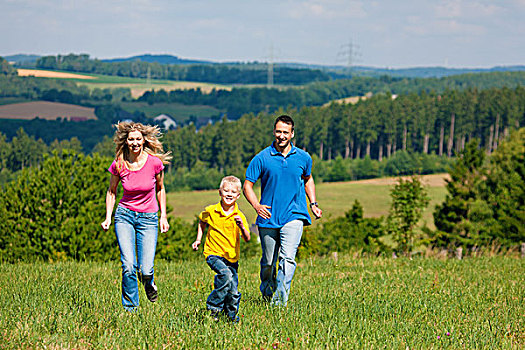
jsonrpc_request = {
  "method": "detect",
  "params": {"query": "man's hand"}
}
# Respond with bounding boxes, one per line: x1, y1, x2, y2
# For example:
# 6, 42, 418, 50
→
255, 204, 272, 219
311, 204, 322, 219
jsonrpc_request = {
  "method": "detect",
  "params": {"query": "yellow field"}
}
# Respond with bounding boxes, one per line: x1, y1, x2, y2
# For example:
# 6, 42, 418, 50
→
17, 69, 96, 80
17, 68, 232, 98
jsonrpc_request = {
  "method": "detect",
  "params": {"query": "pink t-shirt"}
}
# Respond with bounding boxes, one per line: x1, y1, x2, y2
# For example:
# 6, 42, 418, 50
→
108, 154, 165, 213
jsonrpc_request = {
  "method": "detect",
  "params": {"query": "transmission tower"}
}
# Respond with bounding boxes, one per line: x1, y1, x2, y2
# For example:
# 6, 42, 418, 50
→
267, 44, 274, 87
336, 40, 361, 71
146, 66, 151, 86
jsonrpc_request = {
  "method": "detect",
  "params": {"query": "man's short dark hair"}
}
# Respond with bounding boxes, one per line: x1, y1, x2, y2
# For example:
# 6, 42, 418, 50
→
274, 115, 294, 131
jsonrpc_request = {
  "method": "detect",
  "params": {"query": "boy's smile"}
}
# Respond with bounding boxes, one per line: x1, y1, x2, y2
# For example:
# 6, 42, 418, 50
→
220, 183, 240, 207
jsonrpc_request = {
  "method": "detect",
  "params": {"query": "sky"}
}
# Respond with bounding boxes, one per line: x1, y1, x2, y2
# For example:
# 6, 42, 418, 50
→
1, 0, 524, 68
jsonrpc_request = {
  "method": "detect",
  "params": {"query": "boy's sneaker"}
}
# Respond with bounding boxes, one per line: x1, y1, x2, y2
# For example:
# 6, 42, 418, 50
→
145, 281, 158, 302
210, 310, 220, 321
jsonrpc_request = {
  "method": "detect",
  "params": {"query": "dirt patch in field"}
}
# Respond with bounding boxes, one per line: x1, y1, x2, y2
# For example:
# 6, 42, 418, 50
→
0, 101, 96, 120
338, 173, 450, 187
17, 69, 96, 80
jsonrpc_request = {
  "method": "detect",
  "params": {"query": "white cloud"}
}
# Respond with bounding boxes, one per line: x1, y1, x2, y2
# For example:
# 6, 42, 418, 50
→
287, 0, 366, 20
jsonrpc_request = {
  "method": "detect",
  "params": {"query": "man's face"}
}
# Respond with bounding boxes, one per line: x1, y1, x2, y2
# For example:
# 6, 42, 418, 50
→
273, 121, 294, 149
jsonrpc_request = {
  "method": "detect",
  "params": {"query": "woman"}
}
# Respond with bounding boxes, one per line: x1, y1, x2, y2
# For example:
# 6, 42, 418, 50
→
101, 122, 171, 311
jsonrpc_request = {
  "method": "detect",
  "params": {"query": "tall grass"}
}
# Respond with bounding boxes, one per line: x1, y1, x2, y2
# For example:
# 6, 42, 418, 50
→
1, 254, 523, 349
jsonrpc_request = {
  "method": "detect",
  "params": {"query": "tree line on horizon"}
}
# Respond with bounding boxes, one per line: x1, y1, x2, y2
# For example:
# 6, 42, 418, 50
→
34, 54, 330, 85
1, 85, 523, 191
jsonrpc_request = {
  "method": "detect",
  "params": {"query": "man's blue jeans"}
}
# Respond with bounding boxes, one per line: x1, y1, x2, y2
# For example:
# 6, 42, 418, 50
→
206, 255, 241, 320
114, 205, 158, 311
258, 219, 304, 306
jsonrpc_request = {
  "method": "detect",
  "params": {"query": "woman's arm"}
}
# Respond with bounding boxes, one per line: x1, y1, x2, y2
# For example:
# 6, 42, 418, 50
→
156, 171, 170, 233
101, 173, 120, 231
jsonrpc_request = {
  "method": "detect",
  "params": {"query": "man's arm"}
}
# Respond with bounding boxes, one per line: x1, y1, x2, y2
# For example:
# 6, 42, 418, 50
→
304, 175, 322, 219
243, 180, 271, 219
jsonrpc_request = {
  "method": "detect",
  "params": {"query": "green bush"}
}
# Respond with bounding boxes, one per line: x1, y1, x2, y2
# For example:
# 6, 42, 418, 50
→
0, 151, 116, 262
299, 200, 387, 258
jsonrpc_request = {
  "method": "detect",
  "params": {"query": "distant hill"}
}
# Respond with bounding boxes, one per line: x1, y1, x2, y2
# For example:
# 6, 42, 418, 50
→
3, 54, 41, 66
101, 54, 212, 65
283, 63, 525, 79
4, 52, 525, 79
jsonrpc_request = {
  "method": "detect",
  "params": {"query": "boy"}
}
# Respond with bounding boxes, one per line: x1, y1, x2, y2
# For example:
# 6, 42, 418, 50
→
192, 175, 251, 322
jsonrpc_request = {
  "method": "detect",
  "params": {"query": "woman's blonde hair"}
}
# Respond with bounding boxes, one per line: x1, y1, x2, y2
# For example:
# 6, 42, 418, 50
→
113, 122, 172, 171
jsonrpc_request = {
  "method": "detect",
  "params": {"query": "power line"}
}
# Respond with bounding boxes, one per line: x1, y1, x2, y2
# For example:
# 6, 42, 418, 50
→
336, 39, 362, 71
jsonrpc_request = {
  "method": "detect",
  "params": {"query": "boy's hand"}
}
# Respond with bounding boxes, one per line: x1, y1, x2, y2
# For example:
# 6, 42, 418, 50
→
234, 216, 245, 230
192, 240, 201, 251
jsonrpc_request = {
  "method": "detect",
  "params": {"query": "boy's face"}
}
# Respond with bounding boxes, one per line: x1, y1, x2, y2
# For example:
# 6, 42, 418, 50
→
219, 183, 240, 206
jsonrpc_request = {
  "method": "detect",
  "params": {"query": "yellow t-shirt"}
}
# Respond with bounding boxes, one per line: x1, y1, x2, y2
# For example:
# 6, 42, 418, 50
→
199, 202, 250, 263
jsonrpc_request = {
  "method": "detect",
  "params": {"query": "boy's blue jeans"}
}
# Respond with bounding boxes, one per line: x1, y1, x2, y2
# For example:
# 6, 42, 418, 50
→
206, 255, 241, 320
258, 219, 304, 306
114, 205, 158, 311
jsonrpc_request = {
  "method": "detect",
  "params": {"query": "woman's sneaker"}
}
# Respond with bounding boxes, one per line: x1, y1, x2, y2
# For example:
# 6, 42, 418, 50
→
145, 281, 158, 302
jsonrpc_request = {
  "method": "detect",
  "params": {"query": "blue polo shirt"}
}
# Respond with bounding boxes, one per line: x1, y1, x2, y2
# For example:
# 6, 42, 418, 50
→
245, 142, 313, 228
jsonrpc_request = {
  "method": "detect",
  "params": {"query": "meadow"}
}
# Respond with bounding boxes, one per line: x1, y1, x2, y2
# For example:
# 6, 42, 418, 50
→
167, 174, 448, 229
1, 255, 523, 349
118, 101, 220, 121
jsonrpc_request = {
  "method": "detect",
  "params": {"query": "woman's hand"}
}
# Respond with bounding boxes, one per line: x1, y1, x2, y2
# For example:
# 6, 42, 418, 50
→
101, 218, 111, 231
160, 216, 170, 233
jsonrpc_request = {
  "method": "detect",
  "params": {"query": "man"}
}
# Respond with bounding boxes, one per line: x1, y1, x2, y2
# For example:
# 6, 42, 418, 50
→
243, 114, 322, 306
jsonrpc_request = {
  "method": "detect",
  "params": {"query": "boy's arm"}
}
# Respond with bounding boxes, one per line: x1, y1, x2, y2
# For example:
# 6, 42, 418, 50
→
192, 220, 207, 250
234, 215, 251, 242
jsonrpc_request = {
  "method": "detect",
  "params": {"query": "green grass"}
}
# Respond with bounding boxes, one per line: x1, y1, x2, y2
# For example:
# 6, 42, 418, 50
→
167, 175, 447, 229
118, 101, 221, 121
0, 97, 31, 106
1, 255, 523, 349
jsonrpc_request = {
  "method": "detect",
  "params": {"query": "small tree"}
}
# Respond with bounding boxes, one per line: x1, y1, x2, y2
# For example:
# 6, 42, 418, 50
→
388, 176, 430, 255
433, 139, 489, 248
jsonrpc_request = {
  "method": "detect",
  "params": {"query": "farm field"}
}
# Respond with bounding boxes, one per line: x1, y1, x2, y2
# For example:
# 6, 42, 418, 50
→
119, 101, 221, 121
167, 173, 449, 228
1, 255, 523, 349
17, 68, 233, 98
0, 101, 96, 120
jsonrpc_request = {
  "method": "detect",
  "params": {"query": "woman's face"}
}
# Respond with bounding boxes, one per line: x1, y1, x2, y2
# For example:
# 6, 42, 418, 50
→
126, 130, 144, 154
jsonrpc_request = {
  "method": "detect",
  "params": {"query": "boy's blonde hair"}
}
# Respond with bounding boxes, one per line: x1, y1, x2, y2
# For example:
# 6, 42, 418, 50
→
219, 175, 242, 192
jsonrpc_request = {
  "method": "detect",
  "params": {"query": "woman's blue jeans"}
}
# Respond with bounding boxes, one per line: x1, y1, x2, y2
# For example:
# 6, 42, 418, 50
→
258, 219, 304, 306
206, 255, 241, 320
114, 205, 158, 311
